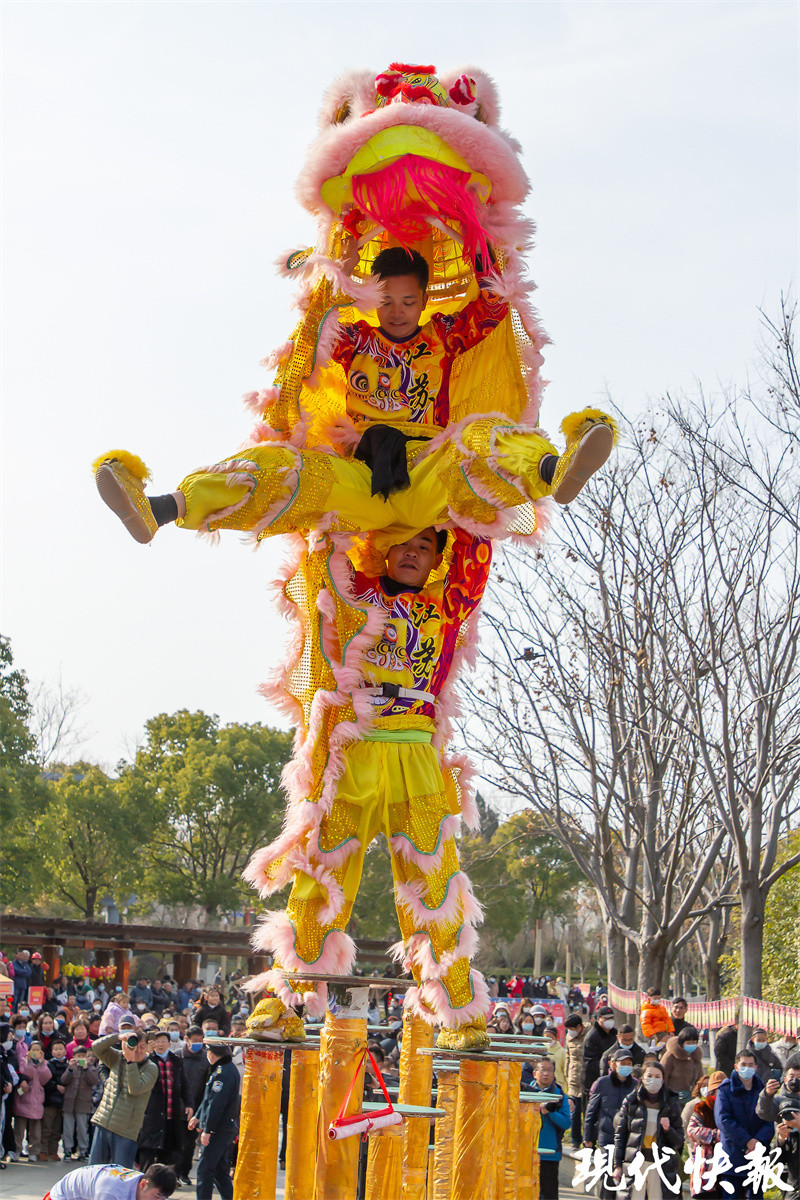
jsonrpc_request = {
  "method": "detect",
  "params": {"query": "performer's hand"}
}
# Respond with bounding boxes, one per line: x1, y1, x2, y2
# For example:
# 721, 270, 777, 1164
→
200, 1132, 211, 1147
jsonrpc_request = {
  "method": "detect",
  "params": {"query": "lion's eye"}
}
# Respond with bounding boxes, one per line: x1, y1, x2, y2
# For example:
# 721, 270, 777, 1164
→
333, 100, 351, 125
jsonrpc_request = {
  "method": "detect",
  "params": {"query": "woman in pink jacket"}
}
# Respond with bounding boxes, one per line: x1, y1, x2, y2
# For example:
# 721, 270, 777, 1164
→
13, 1039, 51, 1161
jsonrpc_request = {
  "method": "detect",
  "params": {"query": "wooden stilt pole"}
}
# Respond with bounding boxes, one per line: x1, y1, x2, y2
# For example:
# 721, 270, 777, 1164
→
431, 1065, 458, 1200
314, 1011, 366, 1200
503, 1061, 522, 1200
451, 1058, 498, 1200
399, 1014, 434, 1200
516, 1103, 536, 1200
285, 1046, 320, 1200
493, 1061, 511, 1199
232, 1046, 283, 1200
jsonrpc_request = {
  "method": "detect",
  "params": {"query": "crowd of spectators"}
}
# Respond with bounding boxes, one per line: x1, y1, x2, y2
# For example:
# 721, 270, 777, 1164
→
2, 952, 798, 1199
0, 950, 253, 1197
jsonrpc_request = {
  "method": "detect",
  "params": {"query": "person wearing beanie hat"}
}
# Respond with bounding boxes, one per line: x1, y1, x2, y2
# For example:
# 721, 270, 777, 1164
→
582, 1007, 618, 1107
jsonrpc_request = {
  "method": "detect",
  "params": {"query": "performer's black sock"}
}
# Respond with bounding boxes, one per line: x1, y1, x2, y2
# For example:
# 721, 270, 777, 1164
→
539, 454, 557, 485
148, 494, 179, 526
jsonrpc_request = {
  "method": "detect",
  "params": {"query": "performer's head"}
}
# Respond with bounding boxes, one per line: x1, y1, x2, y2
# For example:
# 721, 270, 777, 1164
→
386, 527, 446, 587
372, 247, 429, 339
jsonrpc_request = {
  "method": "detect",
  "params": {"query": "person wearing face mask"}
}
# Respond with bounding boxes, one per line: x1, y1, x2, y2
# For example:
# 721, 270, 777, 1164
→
584, 1050, 637, 1197
42, 1036, 70, 1160
686, 1071, 727, 1198
582, 1007, 618, 1112
660, 1025, 703, 1105
564, 1014, 588, 1152
756, 1062, 800, 1124
772, 1030, 800, 1071
62, 1045, 100, 1161
599, 1025, 646, 1077
137, 1031, 183, 1173
714, 1050, 775, 1196
745, 1026, 784, 1083
683, 1073, 711, 1135
174, 1027, 209, 1188
0, 1021, 19, 1168
613, 1061, 684, 1199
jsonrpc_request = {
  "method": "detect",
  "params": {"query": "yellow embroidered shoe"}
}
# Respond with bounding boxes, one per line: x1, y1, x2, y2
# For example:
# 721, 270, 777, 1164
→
93, 451, 158, 544
245, 997, 306, 1043
551, 409, 618, 505
436, 1017, 490, 1051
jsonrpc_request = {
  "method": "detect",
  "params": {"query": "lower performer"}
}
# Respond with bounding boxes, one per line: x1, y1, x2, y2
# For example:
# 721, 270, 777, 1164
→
242, 525, 494, 1051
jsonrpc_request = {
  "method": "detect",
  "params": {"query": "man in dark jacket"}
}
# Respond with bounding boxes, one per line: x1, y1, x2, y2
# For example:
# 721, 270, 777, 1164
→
137, 1031, 183, 1172
584, 1049, 636, 1198
714, 1023, 739, 1076
581, 1008, 617, 1107
189, 1042, 240, 1200
598, 1026, 645, 1078
714, 1049, 775, 1197
669, 998, 689, 1038
175, 1026, 209, 1187
746, 1027, 784, 1084
149, 982, 171, 1019
756, 1061, 800, 1123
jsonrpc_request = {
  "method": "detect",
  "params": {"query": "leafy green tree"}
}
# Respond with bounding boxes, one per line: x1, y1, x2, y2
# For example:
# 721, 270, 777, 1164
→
461, 809, 586, 953
34, 763, 147, 918
0, 636, 51, 906
120, 711, 293, 918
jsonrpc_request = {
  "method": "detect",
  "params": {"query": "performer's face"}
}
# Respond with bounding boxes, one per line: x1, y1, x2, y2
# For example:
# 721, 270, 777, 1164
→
376, 274, 427, 339
386, 528, 442, 587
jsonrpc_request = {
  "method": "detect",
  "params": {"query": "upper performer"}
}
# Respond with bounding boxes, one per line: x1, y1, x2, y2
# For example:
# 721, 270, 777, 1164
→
93, 63, 616, 562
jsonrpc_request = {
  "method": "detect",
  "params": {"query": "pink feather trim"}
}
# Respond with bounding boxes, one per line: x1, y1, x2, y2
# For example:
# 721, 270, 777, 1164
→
393, 925, 479, 981
395, 870, 484, 929
390, 813, 460, 873
251, 910, 356, 976
417, 969, 491, 1028
260, 340, 295, 370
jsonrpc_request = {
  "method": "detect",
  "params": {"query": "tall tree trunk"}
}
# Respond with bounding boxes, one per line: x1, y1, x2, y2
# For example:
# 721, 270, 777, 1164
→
605, 921, 626, 1005
637, 937, 668, 993
625, 940, 639, 991
739, 877, 765, 1047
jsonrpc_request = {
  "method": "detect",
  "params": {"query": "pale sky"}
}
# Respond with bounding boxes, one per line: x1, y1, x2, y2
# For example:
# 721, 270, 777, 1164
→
2, 1, 797, 770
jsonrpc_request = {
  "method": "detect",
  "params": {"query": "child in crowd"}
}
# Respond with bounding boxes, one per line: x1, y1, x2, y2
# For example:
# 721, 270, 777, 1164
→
61, 1044, 100, 1160
13, 1038, 51, 1161
640, 986, 674, 1042
41, 1036, 69, 1160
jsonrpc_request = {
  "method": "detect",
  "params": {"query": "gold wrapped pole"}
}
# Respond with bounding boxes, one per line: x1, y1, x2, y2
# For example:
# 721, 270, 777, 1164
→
232, 1046, 283, 1200
503, 1062, 522, 1200
451, 1058, 498, 1200
314, 1013, 367, 1200
530, 1107, 542, 1200
365, 1125, 404, 1200
493, 1061, 511, 1200
399, 1014, 434, 1200
516, 1104, 536, 1200
431, 1067, 458, 1200
285, 1046, 320, 1200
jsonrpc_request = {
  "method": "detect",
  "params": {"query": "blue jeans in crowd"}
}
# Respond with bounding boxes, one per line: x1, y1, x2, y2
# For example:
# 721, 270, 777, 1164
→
88, 1125, 138, 1169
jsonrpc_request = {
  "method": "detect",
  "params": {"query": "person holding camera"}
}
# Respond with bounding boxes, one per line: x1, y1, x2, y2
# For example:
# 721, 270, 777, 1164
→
88, 1028, 158, 1169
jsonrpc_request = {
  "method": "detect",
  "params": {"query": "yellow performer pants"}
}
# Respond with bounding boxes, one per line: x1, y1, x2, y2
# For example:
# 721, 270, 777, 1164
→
177, 420, 556, 546
269, 735, 484, 1027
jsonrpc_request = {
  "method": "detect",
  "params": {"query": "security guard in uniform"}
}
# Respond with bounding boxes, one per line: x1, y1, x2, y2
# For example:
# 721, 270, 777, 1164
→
188, 1040, 240, 1200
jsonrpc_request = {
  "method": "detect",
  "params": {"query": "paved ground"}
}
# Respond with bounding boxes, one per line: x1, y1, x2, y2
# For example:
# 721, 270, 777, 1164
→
1, 1153, 585, 1199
